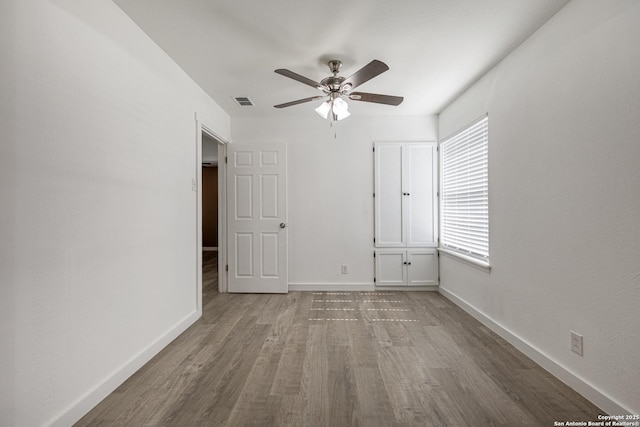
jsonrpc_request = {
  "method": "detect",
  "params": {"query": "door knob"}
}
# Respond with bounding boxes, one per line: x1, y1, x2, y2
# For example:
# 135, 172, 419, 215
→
279, 222, 287, 229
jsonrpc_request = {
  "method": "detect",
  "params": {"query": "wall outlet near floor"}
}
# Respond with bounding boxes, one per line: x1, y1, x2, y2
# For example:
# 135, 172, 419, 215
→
570, 331, 583, 356
341, 264, 348, 274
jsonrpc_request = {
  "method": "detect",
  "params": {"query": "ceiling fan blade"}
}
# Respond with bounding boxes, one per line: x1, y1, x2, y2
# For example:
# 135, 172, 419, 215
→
342, 60, 389, 90
274, 95, 326, 108
349, 92, 404, 106
275, 69, 326, 92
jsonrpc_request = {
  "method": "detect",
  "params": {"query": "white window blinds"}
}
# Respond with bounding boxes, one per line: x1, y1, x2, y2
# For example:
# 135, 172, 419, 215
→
440, 115, 489, 262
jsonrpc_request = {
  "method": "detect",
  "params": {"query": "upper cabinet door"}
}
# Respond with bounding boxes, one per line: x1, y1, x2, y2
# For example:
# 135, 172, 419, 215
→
374, 144, 405, 246
374, 142, 438, 248
405, 144, 437, 247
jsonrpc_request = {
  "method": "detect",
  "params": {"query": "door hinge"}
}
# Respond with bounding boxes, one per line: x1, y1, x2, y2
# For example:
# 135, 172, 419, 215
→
373, 192, 375, 198
373, 147, 375, 152
373, 252, 376, 258
225, 156, 228, 164
225, 264, 229, 272
373, 237, 376, 244
373, 277, 376, 283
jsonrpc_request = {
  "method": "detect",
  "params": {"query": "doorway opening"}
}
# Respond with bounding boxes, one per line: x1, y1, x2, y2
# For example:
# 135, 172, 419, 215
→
202, 133, 220, 304
196, 118, 228, 315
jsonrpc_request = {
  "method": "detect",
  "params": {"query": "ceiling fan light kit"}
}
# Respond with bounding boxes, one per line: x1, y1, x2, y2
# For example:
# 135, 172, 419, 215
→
315, 93, 351, 121
274, 59, 403, 121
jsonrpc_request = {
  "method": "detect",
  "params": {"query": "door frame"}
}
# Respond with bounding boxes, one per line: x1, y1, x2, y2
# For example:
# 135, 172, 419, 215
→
196, 114, 230, 313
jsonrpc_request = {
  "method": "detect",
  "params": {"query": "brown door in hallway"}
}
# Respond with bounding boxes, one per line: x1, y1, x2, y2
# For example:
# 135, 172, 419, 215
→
202, 166, 218, 248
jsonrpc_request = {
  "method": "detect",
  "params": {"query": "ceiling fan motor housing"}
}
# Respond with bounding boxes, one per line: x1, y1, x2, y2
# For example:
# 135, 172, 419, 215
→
321, 75, 346, 92
321, 60, 351, 93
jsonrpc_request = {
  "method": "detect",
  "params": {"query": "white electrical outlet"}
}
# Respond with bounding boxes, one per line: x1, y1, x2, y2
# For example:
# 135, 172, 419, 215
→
341, 264, 348, 274
570, 331, 583, 356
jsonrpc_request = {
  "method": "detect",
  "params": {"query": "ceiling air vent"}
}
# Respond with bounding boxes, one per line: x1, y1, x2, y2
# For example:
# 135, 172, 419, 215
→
233, 96, 254, 107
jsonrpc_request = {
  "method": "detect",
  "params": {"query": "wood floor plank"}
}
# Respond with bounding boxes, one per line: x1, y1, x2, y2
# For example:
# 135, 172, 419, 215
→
301, 323, 330, 426
351, 367, 400, 427
76, 259, 604, 426
270, 322, 309, 395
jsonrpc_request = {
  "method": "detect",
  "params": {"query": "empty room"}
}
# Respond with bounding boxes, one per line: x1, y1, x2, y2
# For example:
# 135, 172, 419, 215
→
2, 0, 639, 426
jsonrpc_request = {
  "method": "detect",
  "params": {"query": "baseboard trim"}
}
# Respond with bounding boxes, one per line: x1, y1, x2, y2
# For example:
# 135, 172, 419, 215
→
439, 287, 631, 416
288, 283, 375, 292
49, 310, 202, 427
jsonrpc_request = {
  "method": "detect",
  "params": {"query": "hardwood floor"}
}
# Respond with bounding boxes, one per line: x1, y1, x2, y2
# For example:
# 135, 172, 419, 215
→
76, 252, 602, 426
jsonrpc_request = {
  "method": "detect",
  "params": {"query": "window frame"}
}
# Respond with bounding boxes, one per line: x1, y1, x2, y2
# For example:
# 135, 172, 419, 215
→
439, 114, 491, 272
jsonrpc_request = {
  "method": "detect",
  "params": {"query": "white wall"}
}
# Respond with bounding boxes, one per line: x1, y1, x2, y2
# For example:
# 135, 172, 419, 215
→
438, 0, 640, 415
232, 115, 437, 290
1, 0, 17, 423
202, 135, 219, 163
1, 0, 229, 425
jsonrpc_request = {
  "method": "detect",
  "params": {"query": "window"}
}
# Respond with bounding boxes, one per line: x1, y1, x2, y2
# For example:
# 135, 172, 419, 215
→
440, 115, 489, 266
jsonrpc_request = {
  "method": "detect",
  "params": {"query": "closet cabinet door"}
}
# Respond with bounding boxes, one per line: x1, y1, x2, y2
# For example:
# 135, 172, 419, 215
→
374, 249, 439, 287
374, 144, 405, 246
374, 142, 438, 248
375, 249, 407, 286
406, 249, 438, 286
405, 144, 437, 247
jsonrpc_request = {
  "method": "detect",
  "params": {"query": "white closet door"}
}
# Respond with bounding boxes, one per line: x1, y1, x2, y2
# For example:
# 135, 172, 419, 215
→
405, 144, 437, 247
374, 142, 437, 248
374, 144, 404, 246
375, 248, 438, 287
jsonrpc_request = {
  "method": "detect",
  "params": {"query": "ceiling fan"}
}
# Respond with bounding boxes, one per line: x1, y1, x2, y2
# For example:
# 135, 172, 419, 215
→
274, 59, 403, 121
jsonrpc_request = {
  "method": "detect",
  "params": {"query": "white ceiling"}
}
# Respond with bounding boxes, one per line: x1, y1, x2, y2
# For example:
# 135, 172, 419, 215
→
113, 0, 571, 118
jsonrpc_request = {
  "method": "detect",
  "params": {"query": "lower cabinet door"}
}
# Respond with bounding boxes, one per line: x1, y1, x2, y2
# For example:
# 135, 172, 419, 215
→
375, 248, 438, 287
407, 249, 438, 286
375, 249, 407, 286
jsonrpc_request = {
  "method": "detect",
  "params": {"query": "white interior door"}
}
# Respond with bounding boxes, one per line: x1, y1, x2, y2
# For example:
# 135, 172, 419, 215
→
227, 142, 287, 293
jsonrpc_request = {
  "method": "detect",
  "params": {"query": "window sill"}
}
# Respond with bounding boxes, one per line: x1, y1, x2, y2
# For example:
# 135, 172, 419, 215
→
438, 248, 492, 273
